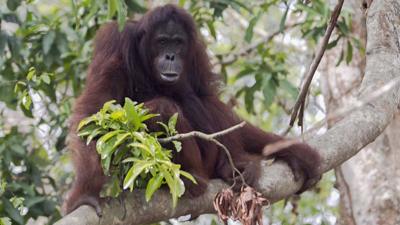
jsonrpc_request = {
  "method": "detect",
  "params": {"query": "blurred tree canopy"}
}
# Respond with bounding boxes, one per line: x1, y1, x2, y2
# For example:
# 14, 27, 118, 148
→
0, 0, 361, 224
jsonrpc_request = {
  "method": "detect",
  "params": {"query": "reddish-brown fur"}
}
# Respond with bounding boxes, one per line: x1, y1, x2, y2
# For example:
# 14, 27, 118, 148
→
63, 4, 321, 215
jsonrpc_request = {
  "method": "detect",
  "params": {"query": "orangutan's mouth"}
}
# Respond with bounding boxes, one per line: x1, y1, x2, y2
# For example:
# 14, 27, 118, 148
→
160, 72, 179, 82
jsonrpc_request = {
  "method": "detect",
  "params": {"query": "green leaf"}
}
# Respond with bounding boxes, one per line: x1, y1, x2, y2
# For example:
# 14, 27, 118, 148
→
24, 196, 46, 208
14, 81, 26, 93
280, 79, 299, 99
206, 21, 217, 39
7, 0, 21, 11
85, 128, 104, 145
337, 20, 349, 34
125, 0, 147, 13
178, 0, 186, 7
279, 4, 289, 32
20, 102, 33, 118
123, 161, 154, 190
327, 37, 340, 49
161, 168, 179, 207
130, 131, 146, 142
179, 170, 196, 184
102, 153, 112, 174
107, 0, 117, 18
96, 130, 121, 156
42, 31, 56, 54
236, 66, 255, 79
336, 50, 344, 66
210, 219, 219, 225
140, 113, 158, 123
110, 110, 125, 121
145, 173, 164, 201
245, 12, 261, 43
77, 115, 97, 132
244, 87, 256, 113
0, 217, 12, 225
168, 113, 178, 135
112, 132, 130, 149
41, 73, 51, 84
124, 98, 141, 130
77, 123, 98, 138
3, 199, 23, 224
0, 179, 6, 195
172, 141, 182, 152
112, 147, 129, 164
0, 32, 7, 56
26, 67, 36, 81
77, 124, 97, 137
10, 197, 24, 209
173, 169, 185, 197
116, 0, 127, 31
262, 75, 277, 107
21, 91, 32, 110
156, 121, 170, 135
102, 100, 117, 112
346, 41, 353, 64
122, 157, 138, 163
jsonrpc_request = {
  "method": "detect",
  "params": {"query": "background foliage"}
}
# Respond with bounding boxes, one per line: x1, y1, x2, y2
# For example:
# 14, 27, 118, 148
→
0, 0, 360, 224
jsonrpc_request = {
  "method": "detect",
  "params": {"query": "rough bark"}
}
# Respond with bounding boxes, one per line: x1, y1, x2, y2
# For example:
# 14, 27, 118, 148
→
340, 115, 400, 225
55, 0, 400, 224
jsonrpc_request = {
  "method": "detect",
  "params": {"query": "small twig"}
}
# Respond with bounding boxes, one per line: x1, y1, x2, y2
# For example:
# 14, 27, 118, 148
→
159, 121, 247, 186
289, 0, 345, 127
210, 138, 247, 187
158, 121, 246, 143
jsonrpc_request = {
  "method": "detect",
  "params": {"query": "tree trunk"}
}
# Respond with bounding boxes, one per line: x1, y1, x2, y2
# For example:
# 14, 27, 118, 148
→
320, 1, 400, 224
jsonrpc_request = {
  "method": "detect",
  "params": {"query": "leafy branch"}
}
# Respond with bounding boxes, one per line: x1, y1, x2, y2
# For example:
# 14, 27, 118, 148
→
77, 98, 248, 208
77, 98, 195, 207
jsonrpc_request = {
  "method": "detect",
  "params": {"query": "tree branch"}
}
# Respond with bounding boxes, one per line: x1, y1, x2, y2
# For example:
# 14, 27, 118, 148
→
289, 0, 344, 127
158, 121, 246, 143
55, 0, 400, 224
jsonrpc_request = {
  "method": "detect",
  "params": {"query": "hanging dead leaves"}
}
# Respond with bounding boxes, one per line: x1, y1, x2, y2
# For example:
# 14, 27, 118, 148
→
213, 186, 269, 225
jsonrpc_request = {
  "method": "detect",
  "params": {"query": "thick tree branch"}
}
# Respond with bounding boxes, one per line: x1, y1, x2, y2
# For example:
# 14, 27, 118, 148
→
55, 0, 400, 224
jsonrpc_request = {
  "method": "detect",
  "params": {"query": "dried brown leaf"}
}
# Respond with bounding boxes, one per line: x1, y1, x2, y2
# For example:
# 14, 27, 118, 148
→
213, 188, 235, 225
233, 186, 268, 225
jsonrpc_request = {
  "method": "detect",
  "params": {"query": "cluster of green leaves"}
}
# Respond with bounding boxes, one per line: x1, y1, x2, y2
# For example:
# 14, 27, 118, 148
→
0, 0, 147, 110
13, 67, 55, 118
0, 0, 147, 223
235, 48, 295, 113
0, 127, 60, 224
70, 0, 146, 31
77, 98, 195, 207
184, 0, 252, 41
211, 1, 302, 116
295, 0, 364, 65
